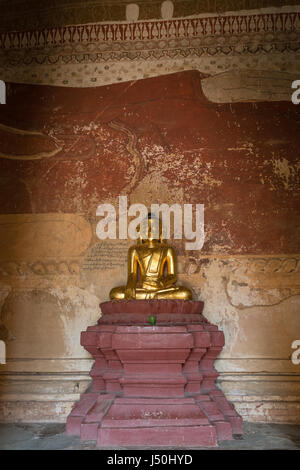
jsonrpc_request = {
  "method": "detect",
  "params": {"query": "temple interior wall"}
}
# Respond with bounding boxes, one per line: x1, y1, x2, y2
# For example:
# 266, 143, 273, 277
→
0, 1, 299, 424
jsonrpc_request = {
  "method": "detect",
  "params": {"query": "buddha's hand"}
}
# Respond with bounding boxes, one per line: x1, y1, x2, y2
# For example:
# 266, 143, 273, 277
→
125, 284, 136, 299
163, 275, 176, 288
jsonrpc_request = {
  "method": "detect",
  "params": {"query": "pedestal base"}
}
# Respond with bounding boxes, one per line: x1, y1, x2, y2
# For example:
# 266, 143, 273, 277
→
66, 300, 243, 447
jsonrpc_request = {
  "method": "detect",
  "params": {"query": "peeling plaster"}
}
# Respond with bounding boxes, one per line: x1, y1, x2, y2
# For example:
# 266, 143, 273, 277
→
48, 286, 100, 356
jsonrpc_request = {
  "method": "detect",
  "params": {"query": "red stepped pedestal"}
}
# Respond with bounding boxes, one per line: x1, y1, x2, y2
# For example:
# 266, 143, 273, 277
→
66, 300, 243, 447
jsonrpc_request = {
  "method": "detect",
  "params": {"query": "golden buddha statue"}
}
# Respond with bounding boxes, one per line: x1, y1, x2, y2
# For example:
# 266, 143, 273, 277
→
109, 213, 193, 300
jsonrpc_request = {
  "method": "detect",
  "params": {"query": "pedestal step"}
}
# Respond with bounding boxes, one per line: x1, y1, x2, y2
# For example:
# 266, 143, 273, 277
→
67, 393, 241, 447
98, 424, 217, 447
66, 300, 243, 447
120, 374, 187, 397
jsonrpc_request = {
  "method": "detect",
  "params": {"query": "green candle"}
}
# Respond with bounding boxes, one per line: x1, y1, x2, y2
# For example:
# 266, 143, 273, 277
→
149, 315, 156, 326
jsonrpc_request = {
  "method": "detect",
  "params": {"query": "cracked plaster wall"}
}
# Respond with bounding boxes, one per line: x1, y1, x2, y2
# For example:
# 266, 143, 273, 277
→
0, 2, 299, 424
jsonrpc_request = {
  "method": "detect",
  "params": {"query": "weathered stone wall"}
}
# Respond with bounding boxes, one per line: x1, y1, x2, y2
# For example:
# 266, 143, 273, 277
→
0, 2, 299, 424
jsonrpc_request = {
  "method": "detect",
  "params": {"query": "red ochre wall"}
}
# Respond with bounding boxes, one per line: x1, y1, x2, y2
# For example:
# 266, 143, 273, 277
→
0, 70, 299, 423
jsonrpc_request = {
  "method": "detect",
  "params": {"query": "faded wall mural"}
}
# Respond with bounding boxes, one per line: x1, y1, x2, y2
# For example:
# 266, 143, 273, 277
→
0, 2, 299, 424
0, 70, 299, 423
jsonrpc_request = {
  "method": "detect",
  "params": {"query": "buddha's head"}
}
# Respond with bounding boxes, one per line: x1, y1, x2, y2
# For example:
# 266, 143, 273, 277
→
139, 212, 162, 243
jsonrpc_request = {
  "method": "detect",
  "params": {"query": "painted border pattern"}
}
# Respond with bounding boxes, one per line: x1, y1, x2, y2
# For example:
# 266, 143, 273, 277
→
0, 12, 299, 68
1, 12, 299, 50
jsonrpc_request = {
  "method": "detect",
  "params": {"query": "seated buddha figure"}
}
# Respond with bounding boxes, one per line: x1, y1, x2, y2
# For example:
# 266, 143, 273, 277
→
109, 213, 193, 300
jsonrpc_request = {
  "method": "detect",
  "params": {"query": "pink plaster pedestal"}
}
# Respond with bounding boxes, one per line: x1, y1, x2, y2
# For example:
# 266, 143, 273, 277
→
66, 300, 243, 447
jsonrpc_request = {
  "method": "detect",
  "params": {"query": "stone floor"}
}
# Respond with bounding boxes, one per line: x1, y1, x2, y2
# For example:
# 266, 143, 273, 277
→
0, 422, 299, 450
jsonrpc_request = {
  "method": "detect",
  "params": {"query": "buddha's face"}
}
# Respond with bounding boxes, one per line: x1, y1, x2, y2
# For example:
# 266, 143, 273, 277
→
139, 217, 162, 242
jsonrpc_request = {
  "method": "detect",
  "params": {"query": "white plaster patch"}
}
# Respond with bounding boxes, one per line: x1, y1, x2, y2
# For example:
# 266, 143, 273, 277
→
126, 3, 139, 22
272, 157, 299, 190
161, 1, 174, 20
49, 285, 100, 357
